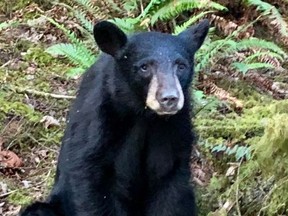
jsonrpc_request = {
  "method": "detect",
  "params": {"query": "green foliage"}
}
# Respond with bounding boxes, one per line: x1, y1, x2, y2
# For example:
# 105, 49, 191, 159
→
110, 17, 141, 33
73, 0, 102, 14
44, 16, 96, 76
150, 0, 226, 24
244, 51, 284, 62
244, 0, 288, 36
196, 99, 287, 148
255, 113, 288, 177
8, 190, 33, 205
236, 38, 287, 57
231, 37, 286, 73
173, 11, 213, 34
122, 0, 139, 14
0, 99, 41, 122
246, 107, 288, 215
46, 43, 95, 75
231, 62, 274, 74
198, 100, 288, 215
0, 20, 19, 31
196, 36, 286, 73
212, 144, 251, 161
23, 47, 55, 67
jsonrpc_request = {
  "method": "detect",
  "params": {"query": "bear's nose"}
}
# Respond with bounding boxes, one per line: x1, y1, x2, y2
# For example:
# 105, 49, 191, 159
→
158, 91, 179, 109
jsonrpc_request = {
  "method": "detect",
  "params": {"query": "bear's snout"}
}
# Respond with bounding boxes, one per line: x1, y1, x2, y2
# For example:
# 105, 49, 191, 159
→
146, 73, 184, 115
157, 90, 179, 110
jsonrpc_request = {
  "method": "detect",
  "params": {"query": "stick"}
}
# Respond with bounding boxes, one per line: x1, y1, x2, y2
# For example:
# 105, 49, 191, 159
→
15, 87, 76, 99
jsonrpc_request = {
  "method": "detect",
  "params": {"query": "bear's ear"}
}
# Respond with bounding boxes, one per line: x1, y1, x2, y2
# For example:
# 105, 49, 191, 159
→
93, 21, 127, 56
178, 19, 209, 51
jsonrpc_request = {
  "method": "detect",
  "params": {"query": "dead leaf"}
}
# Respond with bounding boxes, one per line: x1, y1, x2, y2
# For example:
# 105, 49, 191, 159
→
22, 180, 31, 188
0, 182, 8, 194
0, 150, 23, 168
225, 164, 239, 177
40, 115, 60, 128
203, 81, 243, 109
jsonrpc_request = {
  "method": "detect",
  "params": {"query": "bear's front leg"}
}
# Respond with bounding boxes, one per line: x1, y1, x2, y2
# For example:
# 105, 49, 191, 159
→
67, 173, 133, 216
146, 171, 197, 216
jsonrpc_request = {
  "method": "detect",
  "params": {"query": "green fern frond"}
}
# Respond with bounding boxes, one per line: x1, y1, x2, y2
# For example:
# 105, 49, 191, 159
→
122, 0, 139, 15
67, 67, 87, 77
196, 39, 237, 71
59, 3, 94, 33
46, 43, 96, 68
150, 0, 226, 24
174, 11, 213, 34
237, 38, 287, 57
45, 16, 79, 44
245, 51, 284, 63
109, 17, 140, 33
45, 16, 96, 58
74, 10, 94, 33
232, 62, 274, 74
245, 0, 288, 36
138, 0, 163, 19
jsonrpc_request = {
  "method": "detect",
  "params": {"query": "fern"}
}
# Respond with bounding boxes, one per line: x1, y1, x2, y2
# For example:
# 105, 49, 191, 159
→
55, 2, 95, 34
44, 16, 96, 69
244, 0, 288, 36
196, 39, 237, 71
74, 11, 94, 34
150, 0, 226, 24
195, 36, 285, 73
109, 17, 140, 33
195, 16, 262, 72
138, 0, 163, 19
244, 51, 284, 63
73, 0, 102, 15
67, 67, 87, 77
232, 62, 274, 74
212, 144, 251, 161
122, 0, 139, 15
46, 43, 96, 68
237, 38, 287, 57
173, 11, 213, 34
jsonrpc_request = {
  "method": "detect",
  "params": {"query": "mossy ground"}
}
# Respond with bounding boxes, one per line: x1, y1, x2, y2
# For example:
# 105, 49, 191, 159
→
0, 4, 78, 214
195, 83, 288, 215
1, 1, 288, 216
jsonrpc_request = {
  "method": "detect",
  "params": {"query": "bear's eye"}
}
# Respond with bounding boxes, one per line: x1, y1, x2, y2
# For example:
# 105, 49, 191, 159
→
177, 63, 187, 71
140, 64, 148, 72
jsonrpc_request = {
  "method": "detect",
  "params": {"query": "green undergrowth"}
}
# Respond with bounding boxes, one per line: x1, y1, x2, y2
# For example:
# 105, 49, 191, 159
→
195, 90, 288, 215
0, 44, 73, 206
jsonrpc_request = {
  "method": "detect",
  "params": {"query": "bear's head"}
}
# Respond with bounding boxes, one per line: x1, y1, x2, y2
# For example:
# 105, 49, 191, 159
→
93, 20, 209, 116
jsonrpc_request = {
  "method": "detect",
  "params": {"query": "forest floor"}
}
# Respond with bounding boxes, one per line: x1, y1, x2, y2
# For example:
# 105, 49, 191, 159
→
1, 1, 288, 216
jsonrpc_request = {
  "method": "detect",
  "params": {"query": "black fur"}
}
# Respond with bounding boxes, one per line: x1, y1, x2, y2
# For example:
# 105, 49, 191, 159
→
20, 20, 209, 216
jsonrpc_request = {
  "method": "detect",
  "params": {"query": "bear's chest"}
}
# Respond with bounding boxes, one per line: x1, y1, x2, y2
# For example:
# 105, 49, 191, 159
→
113, 120, 179, 195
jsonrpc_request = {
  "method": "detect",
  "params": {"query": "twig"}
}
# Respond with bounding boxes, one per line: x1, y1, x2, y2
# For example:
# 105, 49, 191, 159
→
0, 60, 12, 68
14, 87, 76, 99
0, 189, 18, 198
235, 158, 243, 216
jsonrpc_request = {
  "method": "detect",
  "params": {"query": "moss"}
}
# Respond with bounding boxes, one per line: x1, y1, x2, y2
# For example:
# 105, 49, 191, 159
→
23, 47, 56, 67
197, 100, 288, 215
8, 190, 33, 205
196, 100, 288, 147
255, 113, 288, 176
197, 175, 229, 216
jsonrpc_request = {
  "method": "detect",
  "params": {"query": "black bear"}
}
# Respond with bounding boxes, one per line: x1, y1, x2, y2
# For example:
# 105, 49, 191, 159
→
20, 19, 209, 216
